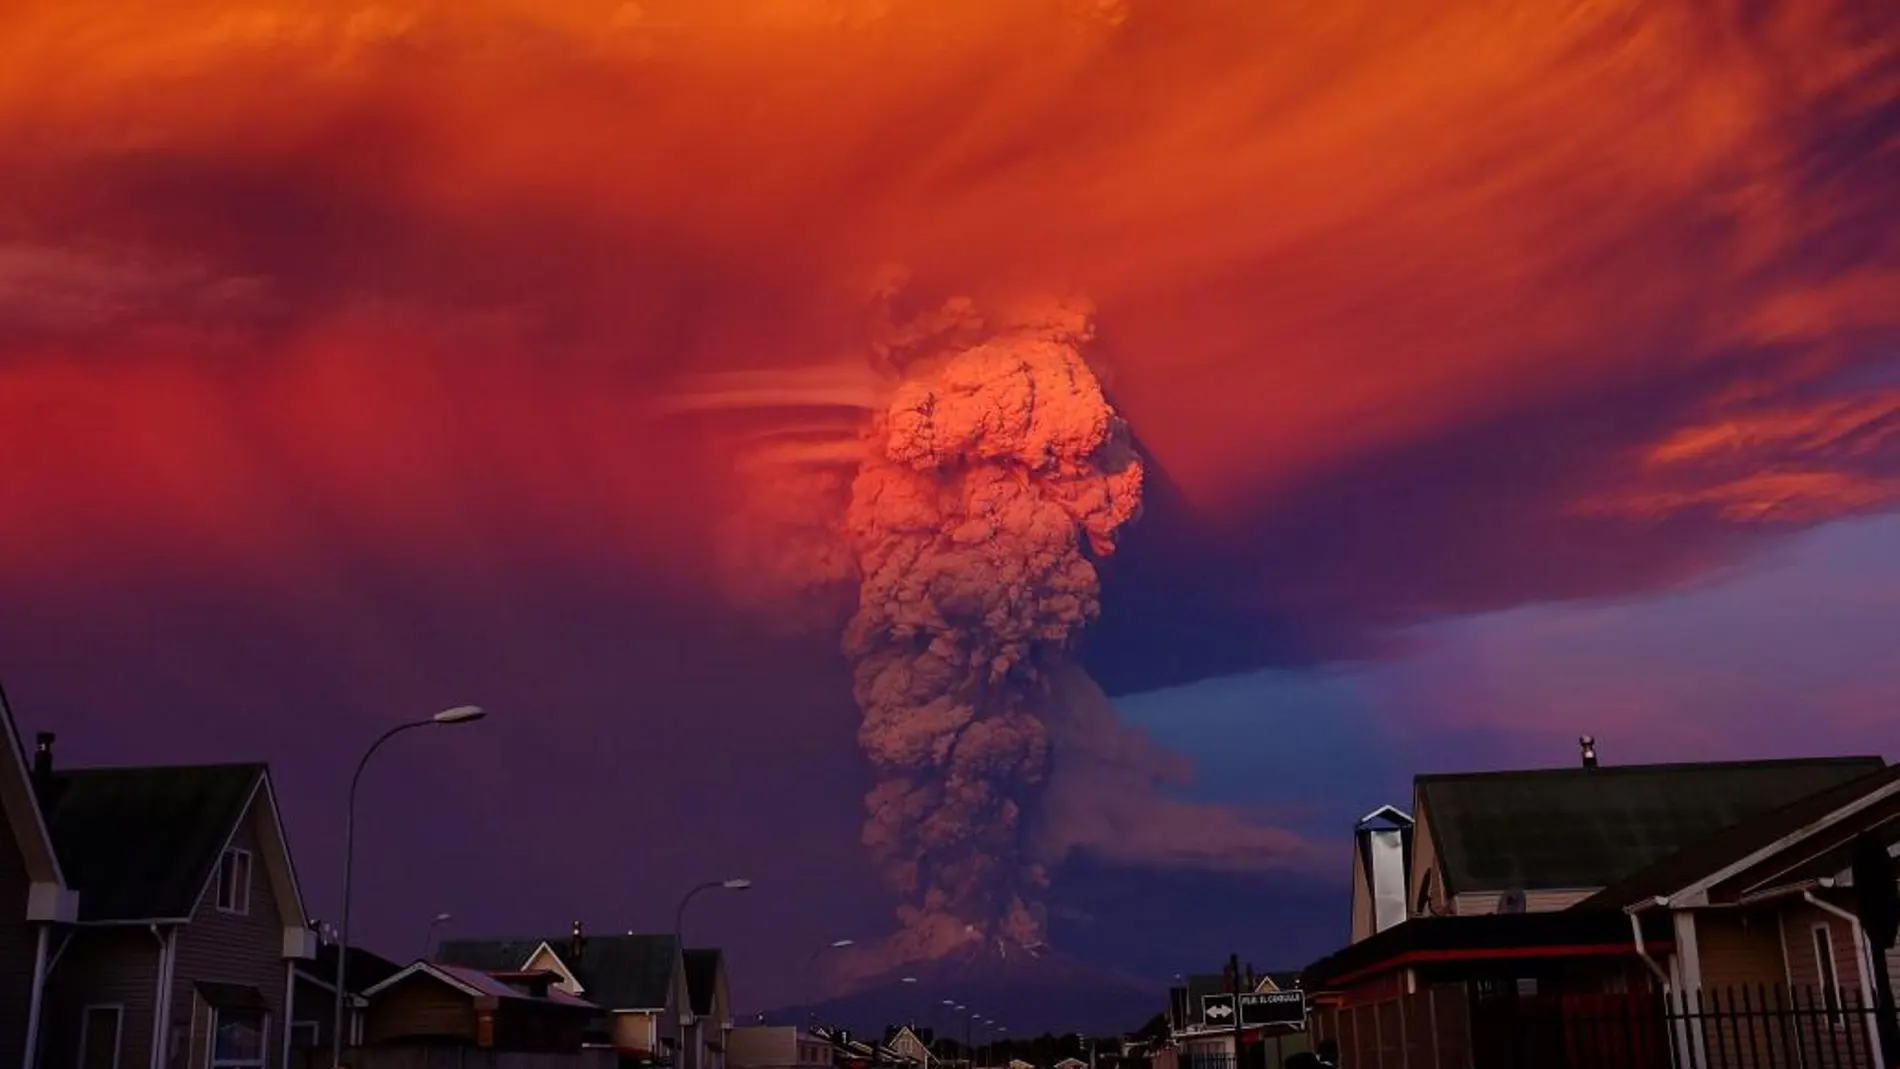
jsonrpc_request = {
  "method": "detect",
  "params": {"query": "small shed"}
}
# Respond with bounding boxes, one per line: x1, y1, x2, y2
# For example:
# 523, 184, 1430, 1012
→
359, 962, 600, 1054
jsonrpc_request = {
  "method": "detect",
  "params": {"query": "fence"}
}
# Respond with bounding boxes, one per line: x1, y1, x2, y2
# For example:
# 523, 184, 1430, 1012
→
1320, 984, 1898, 1069
1180, 1033, 1313, 1069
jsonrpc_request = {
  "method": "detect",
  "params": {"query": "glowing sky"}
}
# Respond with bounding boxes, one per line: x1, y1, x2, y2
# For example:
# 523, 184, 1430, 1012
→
1, 0, 1897, 1015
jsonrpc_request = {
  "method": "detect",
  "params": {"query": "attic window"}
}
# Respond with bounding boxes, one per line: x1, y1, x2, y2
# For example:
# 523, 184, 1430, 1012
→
216, 848, 253, 915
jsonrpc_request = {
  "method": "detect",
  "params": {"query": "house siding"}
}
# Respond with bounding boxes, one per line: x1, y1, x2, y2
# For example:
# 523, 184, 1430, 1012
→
1410, 805, 1443, 920
173, 791, 291, 1068
727, 1025, 795, 1068
363, 976, 479, 1045
1695, 911, 1796, 1067
43, 927, 161, 1069
0, 823, 38, 1064
611, 1012, 658, 1054
1697, 912, 1788, 988
1779, 903, 1875, 1069
1348, 847, 1373, 944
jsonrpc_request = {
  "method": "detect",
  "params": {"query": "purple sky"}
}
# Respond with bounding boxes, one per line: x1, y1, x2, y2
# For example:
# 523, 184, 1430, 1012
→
3, 0, 1899, 1024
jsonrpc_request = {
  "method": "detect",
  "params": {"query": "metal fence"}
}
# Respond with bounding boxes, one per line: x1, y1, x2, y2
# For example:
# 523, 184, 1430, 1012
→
1181, 1035, 1313, 1069
1321, 985, 1897, 1069
1488, 986, 1889, 1069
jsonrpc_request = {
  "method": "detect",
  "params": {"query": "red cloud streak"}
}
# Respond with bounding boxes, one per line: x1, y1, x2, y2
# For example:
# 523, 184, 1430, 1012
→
0, 4, 1896, 702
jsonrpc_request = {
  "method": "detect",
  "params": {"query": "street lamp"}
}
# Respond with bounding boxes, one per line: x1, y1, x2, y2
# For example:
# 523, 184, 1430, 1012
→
420, 911, 453, 959
674, 878, 753, 947
332, 705, 486, 1069
800, 938, 855, 998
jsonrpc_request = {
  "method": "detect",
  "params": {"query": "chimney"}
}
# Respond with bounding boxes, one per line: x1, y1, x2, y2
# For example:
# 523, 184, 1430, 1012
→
32, 732, 53, 781
569, 919, 586, 961
1245, 963, 1257, 990
1580, 735, 1599, 769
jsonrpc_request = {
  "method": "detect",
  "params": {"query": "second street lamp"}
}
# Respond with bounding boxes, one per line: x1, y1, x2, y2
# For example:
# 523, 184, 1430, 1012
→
332, 704, 486, 1069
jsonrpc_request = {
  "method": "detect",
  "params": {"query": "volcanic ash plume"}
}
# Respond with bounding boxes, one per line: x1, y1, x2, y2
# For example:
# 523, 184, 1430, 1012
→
841, 299, 1143, 957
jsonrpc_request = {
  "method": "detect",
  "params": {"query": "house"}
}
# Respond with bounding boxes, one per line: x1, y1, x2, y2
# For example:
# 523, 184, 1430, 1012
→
437, 924, 689, 1063
356, 960, 601, 1055
286, 938, 404, 1061
1577, 761, 1900, 1066
883, 1024, 934, 1066
30, 734, 317, 1069
727, 1025, 836, 1069
683, 948, 734, 1069
1308, 746, 1900, 1069
1396, 751, 1884, 925
0, 707, 80, 1069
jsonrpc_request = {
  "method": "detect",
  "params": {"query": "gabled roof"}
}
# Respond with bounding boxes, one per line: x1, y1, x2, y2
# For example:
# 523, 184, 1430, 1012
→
1416, 756, 1884, 894
299, 942, 406, 995
683, 947, 724, 1017
1580, 763, 1900, 910
0, 690, 64, 889
362, 960, 596, 1008
438, 933, 679, 1011
38, 762, 271, 922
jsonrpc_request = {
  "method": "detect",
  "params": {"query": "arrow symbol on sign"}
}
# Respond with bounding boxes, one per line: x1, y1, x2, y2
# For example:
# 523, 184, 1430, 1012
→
1206, 1005, 1233, 1020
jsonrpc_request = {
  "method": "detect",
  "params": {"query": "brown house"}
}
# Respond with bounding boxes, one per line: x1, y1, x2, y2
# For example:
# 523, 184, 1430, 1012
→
437, 927, 690, 1063
1, 704, 81, 1069
1309, 747, 1897, 1069
288, 941, 405, 1061
29, 735, 318, 1069
357, 960, 598, 1053
1581, 762, 1900, 1067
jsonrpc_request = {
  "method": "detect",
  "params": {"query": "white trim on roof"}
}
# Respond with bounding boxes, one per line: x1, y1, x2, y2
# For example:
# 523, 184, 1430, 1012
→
1662, 775, 1900, 909
521, 941, 587, 995
0, 695, 73, 920
361, 961, 487, 1000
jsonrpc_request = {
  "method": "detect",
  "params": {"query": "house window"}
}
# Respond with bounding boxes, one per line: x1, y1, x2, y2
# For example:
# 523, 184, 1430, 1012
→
1812, 925, 1844, 1029
289, 1021, 321, 1049
212, 1007, 269, 1069
215, 848, 252, 915
78, 1005, 124, 1069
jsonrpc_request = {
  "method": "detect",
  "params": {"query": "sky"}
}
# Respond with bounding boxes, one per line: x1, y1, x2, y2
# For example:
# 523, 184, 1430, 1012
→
1, 0, 1898, 1021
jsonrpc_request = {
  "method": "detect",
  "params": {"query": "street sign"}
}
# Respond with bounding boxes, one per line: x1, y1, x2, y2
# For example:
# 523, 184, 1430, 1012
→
1239, 990, 1306, 1028
1201, 994, 1236, 1024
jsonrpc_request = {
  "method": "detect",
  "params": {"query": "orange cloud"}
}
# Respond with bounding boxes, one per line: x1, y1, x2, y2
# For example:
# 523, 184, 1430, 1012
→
0, 0, 1896, 676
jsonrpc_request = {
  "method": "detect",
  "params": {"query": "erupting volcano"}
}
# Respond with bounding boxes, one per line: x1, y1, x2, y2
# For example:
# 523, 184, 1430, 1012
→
664, 275, 1162, 963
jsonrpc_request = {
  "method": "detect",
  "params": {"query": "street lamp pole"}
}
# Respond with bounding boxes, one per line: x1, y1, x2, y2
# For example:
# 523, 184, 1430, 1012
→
800, 938, 854, 1010
674, 878, 753, 948
420, 911, 453, 960
331, 705, 485, 1069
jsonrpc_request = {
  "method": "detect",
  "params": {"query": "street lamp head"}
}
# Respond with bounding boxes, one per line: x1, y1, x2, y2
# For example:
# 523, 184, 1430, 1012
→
829, 938, 855, 948
900, 976, 918, 984
432, 705, 486, 725
432, 911, 453, 923
721, 878, 753, 890
942, 1000, 955, 1006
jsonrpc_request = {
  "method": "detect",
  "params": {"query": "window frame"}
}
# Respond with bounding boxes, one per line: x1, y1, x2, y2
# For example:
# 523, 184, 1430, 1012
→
1811, 923, 1845, 1030
215, 847, 253, 916
77, 1003, 125, 1069
209, 1005, 271, 1069
288, 1020, 321, 1050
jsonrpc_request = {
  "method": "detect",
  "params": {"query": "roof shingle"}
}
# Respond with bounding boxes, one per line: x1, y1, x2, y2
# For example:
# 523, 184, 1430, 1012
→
38, 763, 264, 921
1578, 763, 1900, 911
1417, 756, 1885, 894
437, 933, 679, 1011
